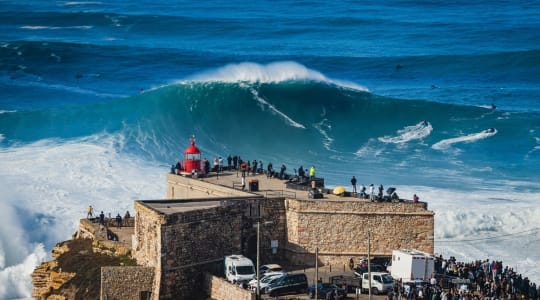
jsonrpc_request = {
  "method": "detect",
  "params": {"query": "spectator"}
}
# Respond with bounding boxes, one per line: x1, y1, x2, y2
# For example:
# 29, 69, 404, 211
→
124, 210, 131, 219
99, 211, 105, 230
309, 165, 316, 179
413, 194, 419, 203
252, 159, 257, 175
203, 159, 210, 176
218, 156, 223, 172
115, 213, 122, 228
213, 157, 218, 172
298, 166, 305, 178
267, 163, 274, 178
87, 205, 93, 218
351, 176, 357, 193
232, 155, 238, 169
280, 164, 287, 179
360, 185, 366, 198
175, 161, 182, 174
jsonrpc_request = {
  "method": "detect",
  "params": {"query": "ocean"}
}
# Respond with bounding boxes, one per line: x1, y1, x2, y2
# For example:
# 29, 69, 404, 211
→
1, 0, 539, 298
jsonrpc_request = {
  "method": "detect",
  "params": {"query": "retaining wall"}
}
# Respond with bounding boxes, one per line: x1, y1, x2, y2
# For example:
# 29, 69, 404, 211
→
100, 266, 154, 300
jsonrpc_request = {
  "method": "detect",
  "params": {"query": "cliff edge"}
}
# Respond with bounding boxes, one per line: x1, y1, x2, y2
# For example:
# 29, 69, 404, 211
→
32, 219, 136, 300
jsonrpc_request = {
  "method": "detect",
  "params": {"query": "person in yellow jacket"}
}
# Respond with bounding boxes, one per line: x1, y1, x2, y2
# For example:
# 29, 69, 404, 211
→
87, 205, 93, 218
309, 166, 316, 179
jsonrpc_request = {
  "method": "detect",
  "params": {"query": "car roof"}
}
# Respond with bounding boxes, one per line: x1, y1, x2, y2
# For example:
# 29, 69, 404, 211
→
261, 264, 282, 269
262, 271, 285, 278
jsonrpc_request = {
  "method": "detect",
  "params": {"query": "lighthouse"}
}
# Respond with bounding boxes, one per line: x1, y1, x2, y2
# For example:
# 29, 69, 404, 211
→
181, 135, 202, 176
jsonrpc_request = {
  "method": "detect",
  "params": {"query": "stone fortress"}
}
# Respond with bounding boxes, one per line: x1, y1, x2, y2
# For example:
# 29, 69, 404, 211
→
102, 169, 433, 299
32, 141, 434, 300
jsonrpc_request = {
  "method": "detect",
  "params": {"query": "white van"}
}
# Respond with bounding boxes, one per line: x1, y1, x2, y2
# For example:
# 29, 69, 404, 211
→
389, 249, 434, 281
361, 272, 394, 295
224, 255, 256, 284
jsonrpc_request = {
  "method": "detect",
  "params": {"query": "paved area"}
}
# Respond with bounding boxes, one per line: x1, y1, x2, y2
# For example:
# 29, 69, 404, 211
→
86, 218, 134, 247
197, 170, 373, 202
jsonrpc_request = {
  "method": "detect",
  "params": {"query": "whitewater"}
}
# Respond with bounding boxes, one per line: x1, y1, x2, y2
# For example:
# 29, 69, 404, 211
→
1, 0, 540, 298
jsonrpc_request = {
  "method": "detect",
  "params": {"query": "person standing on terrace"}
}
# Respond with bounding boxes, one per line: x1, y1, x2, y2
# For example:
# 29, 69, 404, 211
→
309, 166, 316, 180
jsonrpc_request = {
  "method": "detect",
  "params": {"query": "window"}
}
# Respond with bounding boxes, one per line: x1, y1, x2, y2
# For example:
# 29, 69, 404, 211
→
186, 153, 200, 160
140, 291, 151, 300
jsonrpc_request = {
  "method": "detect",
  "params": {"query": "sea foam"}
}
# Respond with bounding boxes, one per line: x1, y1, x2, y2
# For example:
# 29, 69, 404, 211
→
378, 121, 433, 144
432, 128, 497, 150
0, 134, 163, 299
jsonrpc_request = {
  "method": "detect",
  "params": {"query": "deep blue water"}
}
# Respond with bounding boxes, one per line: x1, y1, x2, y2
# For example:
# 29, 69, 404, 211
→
1, 1, 540, 297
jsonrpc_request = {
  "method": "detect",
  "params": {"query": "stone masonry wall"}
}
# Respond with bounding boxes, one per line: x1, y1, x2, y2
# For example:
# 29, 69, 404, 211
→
133, 201, 166, 300
285, 199, 434, 267
204, 273, 255, 300
101, 266, 154, 300
158, 202, 247, 299
252, 197, 288, 262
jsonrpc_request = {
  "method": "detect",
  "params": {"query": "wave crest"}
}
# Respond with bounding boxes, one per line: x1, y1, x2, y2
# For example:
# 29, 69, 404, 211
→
185, 61, 369, 91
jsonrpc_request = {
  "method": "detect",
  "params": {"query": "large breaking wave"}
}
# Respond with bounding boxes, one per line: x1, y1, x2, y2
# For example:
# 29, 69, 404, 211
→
1, 62, 538, 175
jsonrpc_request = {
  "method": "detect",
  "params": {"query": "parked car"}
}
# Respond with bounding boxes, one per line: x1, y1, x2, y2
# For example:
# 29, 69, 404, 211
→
308, 282, 347, 299
248, 272, 285, 292
259, 263, 284, 276
267, 273, 308, 297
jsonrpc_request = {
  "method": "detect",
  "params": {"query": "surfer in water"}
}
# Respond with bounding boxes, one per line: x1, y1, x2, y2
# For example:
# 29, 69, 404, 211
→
491, 103, 497, 110
485, 128, 496, 133
422, 120, 429, 127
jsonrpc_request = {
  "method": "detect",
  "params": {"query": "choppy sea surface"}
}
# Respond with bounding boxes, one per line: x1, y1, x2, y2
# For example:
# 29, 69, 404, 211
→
1, 1, 539, 298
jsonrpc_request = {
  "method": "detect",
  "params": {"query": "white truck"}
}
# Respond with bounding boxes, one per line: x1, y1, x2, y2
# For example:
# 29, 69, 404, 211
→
224, 254, 256, 284
389, 249, 434, 281
361, 272, 394, 294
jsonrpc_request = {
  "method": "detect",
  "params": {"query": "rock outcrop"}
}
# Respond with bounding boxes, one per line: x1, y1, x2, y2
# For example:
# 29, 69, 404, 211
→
31, 220, 136, 300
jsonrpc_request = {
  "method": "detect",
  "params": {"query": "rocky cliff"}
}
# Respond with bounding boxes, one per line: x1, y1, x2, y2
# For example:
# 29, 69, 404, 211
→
32, 220, 136, 300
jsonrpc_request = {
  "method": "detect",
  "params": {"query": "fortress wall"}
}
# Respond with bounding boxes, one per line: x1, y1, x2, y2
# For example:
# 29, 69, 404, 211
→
133, 202, 165, 268
256, 197, 288, 261
101, 266, 154, 300
133, 201, 165, 299
166, 173, 252, 199
158, 203, 247, 299
285, 199, 434, 267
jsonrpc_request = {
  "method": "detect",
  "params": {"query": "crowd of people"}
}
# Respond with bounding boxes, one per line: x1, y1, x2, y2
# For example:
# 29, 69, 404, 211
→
349, 177, 403, 202
86, 205, 131, 231
389, 255, 539, 300
171, 154, 420, 202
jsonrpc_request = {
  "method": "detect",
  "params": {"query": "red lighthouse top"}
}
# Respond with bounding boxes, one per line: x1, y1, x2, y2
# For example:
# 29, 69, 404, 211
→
184, 136, 201, 155
182, 135, 202, 175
